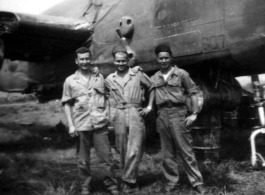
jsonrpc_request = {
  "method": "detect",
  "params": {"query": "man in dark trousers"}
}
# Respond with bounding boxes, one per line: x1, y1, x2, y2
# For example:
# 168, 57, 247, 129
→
105, 45, 153, 194
150, 44, 205, 194
62, 47, 118, 195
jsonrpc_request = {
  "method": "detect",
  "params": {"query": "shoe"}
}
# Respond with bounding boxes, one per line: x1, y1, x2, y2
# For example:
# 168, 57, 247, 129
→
120, 181, 138, 194
103, 177, 119, 195
80, 186, 91, 195
108, 186, 119, 195
194, 185, 206, 194
160, 183, 180, 193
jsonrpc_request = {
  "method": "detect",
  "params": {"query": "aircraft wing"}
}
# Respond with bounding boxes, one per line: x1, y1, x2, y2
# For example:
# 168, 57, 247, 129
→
0, 11, 92, 61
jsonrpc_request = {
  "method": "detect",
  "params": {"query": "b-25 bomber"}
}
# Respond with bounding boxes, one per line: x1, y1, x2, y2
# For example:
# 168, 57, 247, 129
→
0, 0, 265, 109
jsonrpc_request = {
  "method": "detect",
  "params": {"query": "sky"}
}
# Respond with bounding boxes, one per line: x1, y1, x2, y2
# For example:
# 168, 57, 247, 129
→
0, 0, 64, 14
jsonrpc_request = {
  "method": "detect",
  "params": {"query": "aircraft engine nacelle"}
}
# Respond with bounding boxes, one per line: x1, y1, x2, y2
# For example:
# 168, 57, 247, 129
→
186, 78, 242, 112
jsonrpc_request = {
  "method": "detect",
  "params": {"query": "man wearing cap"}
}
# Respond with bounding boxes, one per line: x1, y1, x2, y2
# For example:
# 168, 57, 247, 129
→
150, 44, 205, 194
62, 47, 119, 195
105, 45, 154, 193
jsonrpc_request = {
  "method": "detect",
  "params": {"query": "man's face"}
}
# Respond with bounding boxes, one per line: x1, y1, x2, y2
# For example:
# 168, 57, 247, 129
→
75, 52, 91, 71
113, 52, 129, 72
157, 52, 172, 70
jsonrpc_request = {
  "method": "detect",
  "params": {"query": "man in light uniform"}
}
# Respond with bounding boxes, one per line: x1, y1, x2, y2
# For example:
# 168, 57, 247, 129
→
105, 45, 154, 193
150, 44, 205, 194
62, 47, 118, 195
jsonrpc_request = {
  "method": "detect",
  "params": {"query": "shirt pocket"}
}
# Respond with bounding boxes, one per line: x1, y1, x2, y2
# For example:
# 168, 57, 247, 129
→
153, 81, 164, 88
74, 98, 88, 112
72, 89, 88, 112
110, 87, 123, 100
167, 77, 181, 87
95, 94, 106, 108
92, 87, 105, 108
94, 87, 105, 95
71, 86, 86, 98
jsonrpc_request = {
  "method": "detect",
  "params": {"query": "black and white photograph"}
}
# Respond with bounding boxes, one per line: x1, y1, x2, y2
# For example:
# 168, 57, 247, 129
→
0, 0, 265, 194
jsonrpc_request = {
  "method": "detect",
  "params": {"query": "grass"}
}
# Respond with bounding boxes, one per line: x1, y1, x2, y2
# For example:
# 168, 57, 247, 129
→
1, 101, 265, 194
0, 152, 79, 195
0, 150, 260, 195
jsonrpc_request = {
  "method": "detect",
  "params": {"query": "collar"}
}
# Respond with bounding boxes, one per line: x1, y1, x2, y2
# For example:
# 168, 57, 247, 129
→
171, 66, 179, 76
73, 69, 99, 80
158, 66, 178, 77
112, 68, 135, 78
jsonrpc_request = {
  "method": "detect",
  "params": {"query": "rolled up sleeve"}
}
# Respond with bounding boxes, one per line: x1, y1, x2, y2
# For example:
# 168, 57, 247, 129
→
61, 81, 72, 106
182, 72, 197, 97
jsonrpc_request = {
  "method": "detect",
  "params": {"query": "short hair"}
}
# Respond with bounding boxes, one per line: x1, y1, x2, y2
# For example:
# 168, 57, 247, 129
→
114, 52, 128, 59
75, 47, 91, 57
112, 45, 128, 58
155, 44, 172, 56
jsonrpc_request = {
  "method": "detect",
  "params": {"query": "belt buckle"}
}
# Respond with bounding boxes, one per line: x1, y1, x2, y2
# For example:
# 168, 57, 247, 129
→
165, 100, 171, 107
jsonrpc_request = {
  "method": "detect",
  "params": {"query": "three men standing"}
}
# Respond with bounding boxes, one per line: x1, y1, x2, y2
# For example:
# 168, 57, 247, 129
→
62, 45, 204, 194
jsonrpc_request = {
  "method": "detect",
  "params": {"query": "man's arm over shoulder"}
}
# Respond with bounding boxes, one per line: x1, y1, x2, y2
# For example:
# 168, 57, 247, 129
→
140, 72, 153, 89
132, 66, 153, 90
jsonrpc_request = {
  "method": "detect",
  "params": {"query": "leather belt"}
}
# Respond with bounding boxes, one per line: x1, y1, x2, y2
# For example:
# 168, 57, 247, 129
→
114, 103, 141, 109
158, 101, 185, 110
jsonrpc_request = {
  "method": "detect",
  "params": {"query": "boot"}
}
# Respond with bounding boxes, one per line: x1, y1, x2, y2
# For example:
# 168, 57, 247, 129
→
120, 181, 138, 194
103, 177, 119, 195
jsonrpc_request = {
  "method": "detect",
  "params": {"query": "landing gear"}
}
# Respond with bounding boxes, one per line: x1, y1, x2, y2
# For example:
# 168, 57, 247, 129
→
250, 102, 265, 168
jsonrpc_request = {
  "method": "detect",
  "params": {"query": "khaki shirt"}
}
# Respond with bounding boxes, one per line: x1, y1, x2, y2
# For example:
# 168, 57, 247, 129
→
62, 70, 109, 131
105, 67, 152, 106
151, 66, 197, 106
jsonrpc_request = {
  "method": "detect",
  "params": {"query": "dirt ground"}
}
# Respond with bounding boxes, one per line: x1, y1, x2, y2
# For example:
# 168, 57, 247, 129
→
0, 101, 265, 195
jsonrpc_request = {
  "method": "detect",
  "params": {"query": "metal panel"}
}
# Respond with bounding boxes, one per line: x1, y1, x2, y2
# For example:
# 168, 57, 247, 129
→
155, 31, 202, 57
152, 0, 201, 28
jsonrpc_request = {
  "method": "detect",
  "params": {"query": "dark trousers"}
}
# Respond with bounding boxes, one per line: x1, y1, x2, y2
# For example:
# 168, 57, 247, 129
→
113, 107, 145, 184
156, 107, 203, 187
77, 126, 117, 188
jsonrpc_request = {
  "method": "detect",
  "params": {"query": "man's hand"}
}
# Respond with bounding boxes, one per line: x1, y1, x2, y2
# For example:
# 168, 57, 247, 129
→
138, 107, 152, 116
69, 125, 78, 137
185, 114, 197, 127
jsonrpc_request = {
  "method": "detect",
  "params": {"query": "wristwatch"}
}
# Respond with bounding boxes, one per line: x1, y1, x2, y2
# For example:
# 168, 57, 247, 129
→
192, 111, 199, 115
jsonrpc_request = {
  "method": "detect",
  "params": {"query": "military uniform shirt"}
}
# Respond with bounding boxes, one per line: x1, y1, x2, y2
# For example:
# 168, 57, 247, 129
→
62, 70, 109, 131
151, 66, 197, 106
105, 67, 152, 105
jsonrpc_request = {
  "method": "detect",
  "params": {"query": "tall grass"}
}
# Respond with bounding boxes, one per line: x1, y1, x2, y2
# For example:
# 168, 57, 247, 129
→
1, 101, 265, 195
0, 152, 79, 195
0, 144, 264, 195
